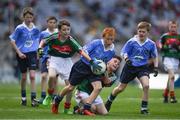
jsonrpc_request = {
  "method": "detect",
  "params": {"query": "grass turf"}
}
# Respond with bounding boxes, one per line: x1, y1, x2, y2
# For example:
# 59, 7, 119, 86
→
0, 83, 180, 119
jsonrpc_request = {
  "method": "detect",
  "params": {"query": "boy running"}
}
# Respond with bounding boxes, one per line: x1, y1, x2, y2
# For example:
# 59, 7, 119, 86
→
38, 16, 58, 104
105, 21, 158, 115
38, 19, 98, 114
159, 20, 180, 103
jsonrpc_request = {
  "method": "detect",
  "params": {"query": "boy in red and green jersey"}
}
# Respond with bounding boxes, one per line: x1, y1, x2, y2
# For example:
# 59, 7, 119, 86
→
38, 20, 97, 114
159, 20, 180, 103
160, 32, 180, 58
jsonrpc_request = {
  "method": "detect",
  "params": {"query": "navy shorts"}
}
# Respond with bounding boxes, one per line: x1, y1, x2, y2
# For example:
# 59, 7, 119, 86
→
69, 60, 103, 86
16, 51, 38, 73
40, 57, 48, 73
119, 63, 150, 84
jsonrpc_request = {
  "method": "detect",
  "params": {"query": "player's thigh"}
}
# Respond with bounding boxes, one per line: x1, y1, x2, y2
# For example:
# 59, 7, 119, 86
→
48, 67, 57, 78
95, 103, 108, 115
139, 76, 149, 88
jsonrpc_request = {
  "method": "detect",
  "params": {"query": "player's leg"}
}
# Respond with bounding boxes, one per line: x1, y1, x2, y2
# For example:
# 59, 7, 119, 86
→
74, 90, 104, 115
21, 72, 27, 106
105, 64, 133, 112
95, 103, 108, 115
39, 72, 48, 103
162, 57, 170, 103
163, 57, 178, 103
64, 80, 73, 114
52, 84, 75, 114
29, 70, 39, 107
168, 69, 177, 103
43, 67, 57, 105
52, 60, 91, 114
139, 76, 149, 114
105, 83, 127, 112
28, 52, 39, 107
81, 98, 107, 115
39, 59, 48, 104
91, 95, 107, 115
82, 81, 102, 116
74, 90, 90, 114
16, 54, 28, 106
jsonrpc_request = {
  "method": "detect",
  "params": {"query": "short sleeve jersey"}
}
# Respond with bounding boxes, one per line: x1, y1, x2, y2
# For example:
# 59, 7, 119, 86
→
121, 36, 158, 67
9, 22, 40, 53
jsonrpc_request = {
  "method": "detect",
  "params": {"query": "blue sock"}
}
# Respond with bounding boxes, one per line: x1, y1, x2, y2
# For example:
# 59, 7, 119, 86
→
21, 90, 26, 98
84, 103, 91, 110
141, 101, 148, 110
31, 92, 36, 100
41, 91, 46, 98
108, 93, 116, 102
54, 95, 63, 104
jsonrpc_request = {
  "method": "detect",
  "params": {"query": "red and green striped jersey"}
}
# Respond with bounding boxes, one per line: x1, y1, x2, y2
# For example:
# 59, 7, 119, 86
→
160, 32, 180, 58
44, 32, 82, 57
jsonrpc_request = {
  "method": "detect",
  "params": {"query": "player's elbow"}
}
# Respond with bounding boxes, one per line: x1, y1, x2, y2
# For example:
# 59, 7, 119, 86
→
93, 86, 102, 92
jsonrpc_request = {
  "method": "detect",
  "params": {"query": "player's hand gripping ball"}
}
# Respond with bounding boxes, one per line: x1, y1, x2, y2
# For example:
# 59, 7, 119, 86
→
90, 59, 106, 75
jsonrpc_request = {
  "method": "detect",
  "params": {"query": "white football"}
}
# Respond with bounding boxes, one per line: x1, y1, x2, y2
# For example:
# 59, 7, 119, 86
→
91, 60, 106, 75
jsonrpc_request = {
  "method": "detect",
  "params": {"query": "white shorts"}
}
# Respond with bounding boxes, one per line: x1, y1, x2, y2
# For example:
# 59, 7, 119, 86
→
163, 57, 179, 72
49, 56, 73, 80
75, 90, 103, 105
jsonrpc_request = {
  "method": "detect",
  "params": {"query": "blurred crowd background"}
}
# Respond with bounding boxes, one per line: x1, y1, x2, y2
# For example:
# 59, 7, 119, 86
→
0, 0, 180, 82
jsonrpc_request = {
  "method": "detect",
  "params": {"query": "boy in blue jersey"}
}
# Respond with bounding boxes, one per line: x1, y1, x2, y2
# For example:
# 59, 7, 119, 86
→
105, 22, 159, 115
9, 7, 40, 107
38, 16, 58, 104
52, 27, 116, 115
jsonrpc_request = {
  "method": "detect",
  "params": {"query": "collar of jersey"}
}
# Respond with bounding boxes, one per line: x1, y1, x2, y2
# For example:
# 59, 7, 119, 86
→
22, 22, 36, 31
133, 35, 149, 46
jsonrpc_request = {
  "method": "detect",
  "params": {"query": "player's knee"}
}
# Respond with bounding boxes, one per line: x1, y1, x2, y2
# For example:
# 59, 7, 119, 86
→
100, 111, 108, 115
29, 75, 35, 81
170, 76, 175, 81
21, 76, 26, 81
41, 74, 47, 81
67, 85, 75, 92
49, 75, 56, 80
143, 84, 149, 90
116, 86, 125, 93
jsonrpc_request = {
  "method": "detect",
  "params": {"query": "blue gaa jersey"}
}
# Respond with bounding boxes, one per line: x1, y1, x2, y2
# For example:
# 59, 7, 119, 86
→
121, 35, 158, 67
9, 22, 40, 53
39, 28, 58, 62
81, 39, 115, 65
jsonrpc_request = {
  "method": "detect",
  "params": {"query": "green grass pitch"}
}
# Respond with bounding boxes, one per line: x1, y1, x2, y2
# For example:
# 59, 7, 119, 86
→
0, 83, 180, 119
